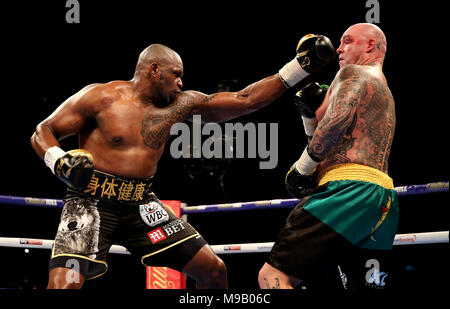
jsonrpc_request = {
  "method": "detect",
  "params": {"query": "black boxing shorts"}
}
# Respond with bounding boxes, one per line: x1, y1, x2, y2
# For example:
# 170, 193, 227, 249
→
49, 169, 207, 280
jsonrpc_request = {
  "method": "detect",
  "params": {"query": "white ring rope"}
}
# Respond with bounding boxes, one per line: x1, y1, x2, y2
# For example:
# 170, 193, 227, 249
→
0, 231, 447, 255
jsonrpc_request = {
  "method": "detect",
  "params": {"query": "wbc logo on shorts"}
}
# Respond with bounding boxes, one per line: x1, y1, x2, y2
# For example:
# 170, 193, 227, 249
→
139, 202, 169, 227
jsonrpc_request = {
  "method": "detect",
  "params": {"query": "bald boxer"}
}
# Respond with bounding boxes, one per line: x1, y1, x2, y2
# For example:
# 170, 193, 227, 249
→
31, 37, 335, 289
259, 23, 399, 289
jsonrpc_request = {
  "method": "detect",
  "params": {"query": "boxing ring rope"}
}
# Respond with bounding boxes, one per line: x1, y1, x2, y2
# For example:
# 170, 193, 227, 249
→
1, 231, 448, 255
0, 181, 448, 214
183, 181, 449, 214
0, 180, 448, 255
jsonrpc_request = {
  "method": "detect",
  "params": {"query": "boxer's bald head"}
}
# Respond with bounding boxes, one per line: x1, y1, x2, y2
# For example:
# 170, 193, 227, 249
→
349, 23, 387, 54
337, 23, 387, 67
134, 44, 182, 78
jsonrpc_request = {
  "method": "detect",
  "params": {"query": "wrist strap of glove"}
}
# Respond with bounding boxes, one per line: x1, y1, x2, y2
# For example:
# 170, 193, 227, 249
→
44, 146, 65, 174
279, 58, 309, 87
295, 146, 320, 175
301, 116, 318, 137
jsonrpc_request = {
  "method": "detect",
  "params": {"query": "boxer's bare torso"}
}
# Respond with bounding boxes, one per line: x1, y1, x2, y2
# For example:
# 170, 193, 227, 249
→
77, 81, 183, 178
313, 64, 395, 174
32, 74, 286, 179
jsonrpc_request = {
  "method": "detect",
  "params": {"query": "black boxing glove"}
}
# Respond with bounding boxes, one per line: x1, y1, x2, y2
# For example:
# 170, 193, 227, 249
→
285, 146, 321, 199
296, 34, 336, 74
44, 146, 94, 190
294, 82, 329, 138
279, 34, 335, 87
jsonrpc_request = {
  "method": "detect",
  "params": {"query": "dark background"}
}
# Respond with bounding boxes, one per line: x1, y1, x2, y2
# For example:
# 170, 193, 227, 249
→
0, 1, 447, 290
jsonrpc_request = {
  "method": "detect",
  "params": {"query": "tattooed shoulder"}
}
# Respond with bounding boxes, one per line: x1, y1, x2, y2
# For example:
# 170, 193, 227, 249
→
336, 64, 365, 80
140, 92, 196, 150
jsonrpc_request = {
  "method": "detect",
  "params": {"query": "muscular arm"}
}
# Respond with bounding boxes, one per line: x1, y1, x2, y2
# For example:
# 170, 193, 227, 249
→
185, 73, 287, 123
308, 65, 366, 160
30, 84, 100, 159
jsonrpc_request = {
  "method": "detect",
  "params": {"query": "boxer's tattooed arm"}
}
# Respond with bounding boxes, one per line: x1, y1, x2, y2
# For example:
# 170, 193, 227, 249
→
309, 65, 365, 160
140, 92, 222, 149
200, 93, 219, 104
140, 92, 196, 149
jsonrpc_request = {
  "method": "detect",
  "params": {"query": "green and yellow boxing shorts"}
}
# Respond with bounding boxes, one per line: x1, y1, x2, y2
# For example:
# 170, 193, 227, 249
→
267, 163, 399, 287
309, 163, 399, 250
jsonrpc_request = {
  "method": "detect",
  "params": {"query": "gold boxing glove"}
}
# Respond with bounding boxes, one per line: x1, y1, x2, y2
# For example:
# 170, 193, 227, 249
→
45, 147, 94, 190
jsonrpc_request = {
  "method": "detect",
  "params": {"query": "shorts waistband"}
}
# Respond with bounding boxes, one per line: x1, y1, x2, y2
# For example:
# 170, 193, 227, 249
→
317, 163, 394, 190
79, 169, 153, 203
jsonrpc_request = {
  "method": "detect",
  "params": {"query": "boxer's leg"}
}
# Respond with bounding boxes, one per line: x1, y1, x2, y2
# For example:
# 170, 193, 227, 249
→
47, 265, 86, 289
258, 262, 301, 289
138, 231, 228, 289
182, 244, 228, 289
131, 194, 228, 289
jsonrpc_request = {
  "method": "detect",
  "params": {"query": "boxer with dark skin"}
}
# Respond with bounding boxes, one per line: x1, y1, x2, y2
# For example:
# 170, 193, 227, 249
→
31, 40, 334, 288
259, 23, 397, 289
